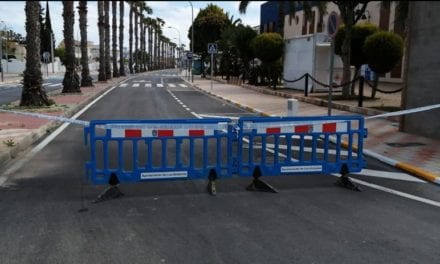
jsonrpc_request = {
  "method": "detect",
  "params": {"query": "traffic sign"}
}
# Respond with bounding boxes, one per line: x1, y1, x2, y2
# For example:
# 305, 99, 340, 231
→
327, 11, 341, 38
43, 51, 50, 62
208, 43, 218, 54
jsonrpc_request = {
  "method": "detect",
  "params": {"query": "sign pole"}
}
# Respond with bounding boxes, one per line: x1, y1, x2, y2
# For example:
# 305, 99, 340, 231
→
210, 53, 213, 90
328, 40, 334, 116
326, 11, 340, 116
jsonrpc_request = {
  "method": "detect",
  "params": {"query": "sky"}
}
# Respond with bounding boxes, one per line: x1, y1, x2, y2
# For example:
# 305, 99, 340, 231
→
0, 1, 265, 50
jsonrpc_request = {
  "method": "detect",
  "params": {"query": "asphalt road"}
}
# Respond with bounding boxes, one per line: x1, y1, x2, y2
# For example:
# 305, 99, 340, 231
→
0, 69, 439, 264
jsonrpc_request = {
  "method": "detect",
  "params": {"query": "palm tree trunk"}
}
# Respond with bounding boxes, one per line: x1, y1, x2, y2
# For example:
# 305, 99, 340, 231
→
104, 1, 112, 79
134, 6, 139, 73
62, 1, 81, 93
78, 1, 93, 87
98, 1, 106, 81
20, 1, 51, 106
129, 2, 133, 74
148, 25, 152, 70
112, 0, 119, 77
119, 0, 125, 76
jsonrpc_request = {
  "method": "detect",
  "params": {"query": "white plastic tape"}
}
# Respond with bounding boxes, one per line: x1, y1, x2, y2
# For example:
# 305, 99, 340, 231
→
0, 109, 90, 127
366, 103, 440, 120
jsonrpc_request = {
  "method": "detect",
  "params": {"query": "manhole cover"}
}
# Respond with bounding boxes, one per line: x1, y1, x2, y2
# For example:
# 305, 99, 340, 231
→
386, 142, 426, 147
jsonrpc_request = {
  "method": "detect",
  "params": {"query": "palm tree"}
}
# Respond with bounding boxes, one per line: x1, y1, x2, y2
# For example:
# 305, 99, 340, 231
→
104, 1, 112, 79
154, 18, 164, 69
61, 1, 81, 93
138, 3, 152, 72
97, 1, 106, 81
78, 0, 93, 87
146, 17, 154, 70
112, 0, 119, 77
20, 1, 51, 106
128, 1, 133, 74
119, 0, 125, 76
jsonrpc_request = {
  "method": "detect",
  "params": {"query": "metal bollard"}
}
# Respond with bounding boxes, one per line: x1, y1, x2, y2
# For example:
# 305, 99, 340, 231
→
358, 76, 364, 107
287, 99, 298, 116
304, 74, 309, 97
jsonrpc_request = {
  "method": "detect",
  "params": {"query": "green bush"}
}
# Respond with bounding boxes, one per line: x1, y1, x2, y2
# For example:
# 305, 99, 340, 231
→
251, 33, 284, 63
363, 31, 404, 74
335, 23, 379, 68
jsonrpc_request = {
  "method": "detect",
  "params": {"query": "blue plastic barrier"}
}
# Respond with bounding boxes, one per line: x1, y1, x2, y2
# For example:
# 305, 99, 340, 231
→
236, 115, 367, 177
84, 118, 232, 184
84, 115, 367, 192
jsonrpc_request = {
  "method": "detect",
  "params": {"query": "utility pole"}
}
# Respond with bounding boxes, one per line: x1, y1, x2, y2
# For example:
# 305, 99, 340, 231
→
189, 1, 194, 83
51, 32, 55, 73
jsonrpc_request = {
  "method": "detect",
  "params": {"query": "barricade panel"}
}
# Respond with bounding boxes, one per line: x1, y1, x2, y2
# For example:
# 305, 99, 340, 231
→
85, 118, 233, 184
236, 115, 366, 177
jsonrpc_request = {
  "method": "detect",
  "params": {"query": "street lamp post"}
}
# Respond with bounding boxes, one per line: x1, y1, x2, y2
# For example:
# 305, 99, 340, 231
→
189, 1, 194, 83
167, 26, 181, 73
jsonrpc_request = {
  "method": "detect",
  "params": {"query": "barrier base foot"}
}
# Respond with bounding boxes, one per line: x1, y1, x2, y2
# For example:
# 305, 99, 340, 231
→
246, 178, 278, 193
335, 176, 361, 192
207, 180, 217, 195
207, 169, 217, 195
93, 185, 124, 203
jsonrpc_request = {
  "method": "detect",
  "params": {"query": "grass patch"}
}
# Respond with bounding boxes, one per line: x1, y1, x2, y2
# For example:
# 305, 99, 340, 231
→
314, 94, 380, 101
370, 106, 401, 112
1, 104, 69, 112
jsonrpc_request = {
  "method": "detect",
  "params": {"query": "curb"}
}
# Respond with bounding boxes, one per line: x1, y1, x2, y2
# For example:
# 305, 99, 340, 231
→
213, 77, 400, 123
0, 76, 130, 170
184, 76, 440, 185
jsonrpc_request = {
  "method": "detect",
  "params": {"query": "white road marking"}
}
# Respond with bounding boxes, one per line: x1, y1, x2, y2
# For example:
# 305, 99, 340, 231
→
178, 84, 187, 87
168, 84, 176, 88
48, 83, 61, 87
157, 83, 164, 88
145, 83, 152, 87
42, 83, 51, 86
348, 177, 440, 208
119, 83, 128, 87
352, 169, 425, 183
255, 143, 356, 157
0, 77, 133, 187
133, 83, 140, 87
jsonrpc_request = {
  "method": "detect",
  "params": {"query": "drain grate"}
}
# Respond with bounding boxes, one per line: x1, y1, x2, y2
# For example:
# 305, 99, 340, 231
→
386, 142, 426, 147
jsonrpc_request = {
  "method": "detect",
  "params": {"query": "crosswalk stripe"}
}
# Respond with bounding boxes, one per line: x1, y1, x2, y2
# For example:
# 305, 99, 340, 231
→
157, 84, 164, 88
133, 83, 140, 87
168, 84, 176, 88
178, 84, 187, 87
145, 83, 152, 87
120, 83, 128, 87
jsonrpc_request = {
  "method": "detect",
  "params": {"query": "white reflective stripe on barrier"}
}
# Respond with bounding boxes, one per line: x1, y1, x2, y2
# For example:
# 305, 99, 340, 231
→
110, 128, 214, 138
105, 123, 228, 130
253, 121, 349, 134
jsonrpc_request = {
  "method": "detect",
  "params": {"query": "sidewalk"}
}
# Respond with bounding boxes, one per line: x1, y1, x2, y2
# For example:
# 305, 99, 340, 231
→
187, 75, 440, 184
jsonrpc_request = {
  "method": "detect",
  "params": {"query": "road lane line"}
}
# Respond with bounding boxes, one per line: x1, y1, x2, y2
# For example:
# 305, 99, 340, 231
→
48, 83, 61, 87
352, 169, 426, 183
349, 177, 440, 208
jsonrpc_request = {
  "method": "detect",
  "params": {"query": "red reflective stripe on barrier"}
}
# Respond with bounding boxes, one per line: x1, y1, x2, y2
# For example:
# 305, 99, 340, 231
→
295, 125, 311, 133
266, 127, 281, 134
323, 123, 337, 133
189, 130, 205, 136
158, 130, 174, 137
125, 129, 142, 138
